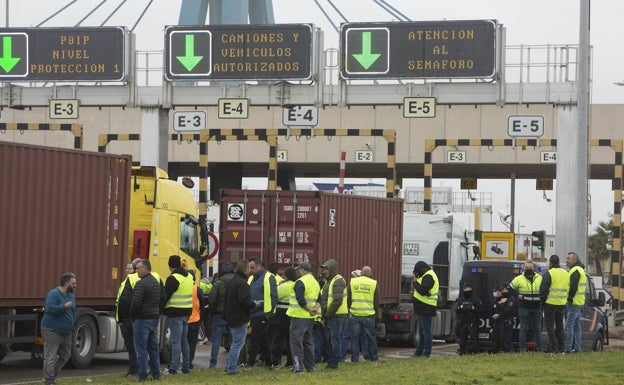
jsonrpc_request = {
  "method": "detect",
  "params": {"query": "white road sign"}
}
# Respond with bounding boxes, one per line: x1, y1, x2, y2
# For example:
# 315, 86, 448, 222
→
507, 115, 544, 137
173, 111, 206, 132
282, 105, 318, 126
49, 99, 79, 119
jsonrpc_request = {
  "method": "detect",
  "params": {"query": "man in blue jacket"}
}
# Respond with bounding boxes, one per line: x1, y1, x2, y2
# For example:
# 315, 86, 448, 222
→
42, 272, 77, 385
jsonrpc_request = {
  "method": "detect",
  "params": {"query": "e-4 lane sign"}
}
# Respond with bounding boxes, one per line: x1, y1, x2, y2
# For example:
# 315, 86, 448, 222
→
165, 24, 313, 81
0, 27, 126, 81
341, 20, 497, 79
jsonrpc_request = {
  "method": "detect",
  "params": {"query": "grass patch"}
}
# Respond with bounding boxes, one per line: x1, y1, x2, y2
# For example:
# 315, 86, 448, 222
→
61, 351, 624, 385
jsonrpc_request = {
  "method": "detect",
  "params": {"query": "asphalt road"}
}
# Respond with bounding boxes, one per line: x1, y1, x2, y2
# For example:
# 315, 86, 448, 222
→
0, 341, 458, 384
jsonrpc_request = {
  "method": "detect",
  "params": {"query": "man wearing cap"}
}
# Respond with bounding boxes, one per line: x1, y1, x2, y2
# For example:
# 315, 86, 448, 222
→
163, 255, 194, 375
320, 259, 347, 369
455, 282, 481, 355
207, 263, 235, 368
348, 266, 380, 362
540, 255, 569, 353
565, 251, 587, 353
287, 262, 320, 373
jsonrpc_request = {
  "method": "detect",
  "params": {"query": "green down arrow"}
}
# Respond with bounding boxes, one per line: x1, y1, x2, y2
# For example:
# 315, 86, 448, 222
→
352, 31, 381, 70
0, 36, 21, 73
177, 34, 204, 71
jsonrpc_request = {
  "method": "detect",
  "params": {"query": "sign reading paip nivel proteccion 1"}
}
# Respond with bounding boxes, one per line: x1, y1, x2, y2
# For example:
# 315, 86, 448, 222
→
340, 20, 497, 79
0, 27, 126, 81
165, 24, 313, 81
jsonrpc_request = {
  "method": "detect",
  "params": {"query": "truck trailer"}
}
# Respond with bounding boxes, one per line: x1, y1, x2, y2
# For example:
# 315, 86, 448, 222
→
0, 141, 208, 367
218, 189, 403, 324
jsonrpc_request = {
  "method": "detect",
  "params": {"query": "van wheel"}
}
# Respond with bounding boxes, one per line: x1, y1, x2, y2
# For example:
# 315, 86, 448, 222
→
70, 316, 97, 369
592, 332, 605, 352
0, 344, 8, 362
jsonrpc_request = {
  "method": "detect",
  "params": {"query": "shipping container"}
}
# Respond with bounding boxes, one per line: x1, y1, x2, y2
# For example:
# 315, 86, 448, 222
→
218, 189, 403, 304
0, 141, 132, 306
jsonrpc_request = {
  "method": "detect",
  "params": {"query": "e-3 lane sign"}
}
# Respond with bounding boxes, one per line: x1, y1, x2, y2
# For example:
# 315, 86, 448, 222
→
341, 20, 497, 79
0, 27, 126, 81
165, 24, 313, 81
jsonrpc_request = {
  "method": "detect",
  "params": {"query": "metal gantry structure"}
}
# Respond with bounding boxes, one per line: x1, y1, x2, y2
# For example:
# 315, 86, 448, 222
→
2, 1, 622, 313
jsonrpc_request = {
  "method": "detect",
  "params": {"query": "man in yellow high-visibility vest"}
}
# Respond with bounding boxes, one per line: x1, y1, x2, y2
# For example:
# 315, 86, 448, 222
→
539, 255, 569, 353
348, 266, 380, 362
320, 259, 347, 369
565, 252, 587, 353
412, 261, 438, 358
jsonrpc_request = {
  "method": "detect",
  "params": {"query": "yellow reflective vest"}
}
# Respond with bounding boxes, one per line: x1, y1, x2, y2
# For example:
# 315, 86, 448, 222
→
327, 274, 348, 315
569, 265, 587, 306
413, 270, 439, 307
545, 267, 569, 305
287, 273, 320, 319
165, 273, 193, 309
349, 276, 377, 316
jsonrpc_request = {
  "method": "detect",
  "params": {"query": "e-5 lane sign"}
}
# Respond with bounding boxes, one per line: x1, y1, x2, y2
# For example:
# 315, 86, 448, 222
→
0, 27, 126, 81
165, 24, 313, 81
341, 20, 497, 79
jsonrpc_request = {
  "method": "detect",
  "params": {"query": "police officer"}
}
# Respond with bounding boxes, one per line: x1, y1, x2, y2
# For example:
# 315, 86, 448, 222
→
455, 282, 481, 355
490, 285, 516, 353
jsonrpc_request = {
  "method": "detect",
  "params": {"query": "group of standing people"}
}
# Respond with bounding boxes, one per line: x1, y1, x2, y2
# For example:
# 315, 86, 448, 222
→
221, 258, 381, 375
447, 251, 587, 355
113, 255, 205, 382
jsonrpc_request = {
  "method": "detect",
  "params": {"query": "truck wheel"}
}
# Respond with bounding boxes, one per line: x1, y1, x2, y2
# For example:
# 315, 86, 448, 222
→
160, 317, 171, 364
70, 316, 97, 369
0, 344, 8, 362
411, 320, 420, 348
592, 332, 605, 352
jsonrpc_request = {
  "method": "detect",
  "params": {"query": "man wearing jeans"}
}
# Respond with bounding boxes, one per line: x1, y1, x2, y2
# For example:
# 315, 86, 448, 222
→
207, 262, 235, 368
223, 260, 257, 375
510, 262, 543, 351
320, 259, 347, 370
130, 260, 165, 382
163, 255, 194, 375
412, 261, 438, 358
565, 252, 587, 353
41, 273, 76, 385
348, 266, 380, 362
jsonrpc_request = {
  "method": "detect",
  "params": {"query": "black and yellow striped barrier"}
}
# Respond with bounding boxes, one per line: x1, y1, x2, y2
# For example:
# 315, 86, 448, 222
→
0, 122, 83, 149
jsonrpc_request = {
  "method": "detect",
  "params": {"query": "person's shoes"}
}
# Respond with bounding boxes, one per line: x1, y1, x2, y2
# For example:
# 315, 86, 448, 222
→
209, 364, 216, 368
163, 368, 178, 375
291, 368, 304, 374
243, 365, 254, 371
270, 364, 280, 370
227, 371, 239, 375
324, 364, 338, 369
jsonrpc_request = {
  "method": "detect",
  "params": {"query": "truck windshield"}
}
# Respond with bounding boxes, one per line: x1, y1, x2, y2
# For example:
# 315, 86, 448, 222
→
180, 218, 199, 258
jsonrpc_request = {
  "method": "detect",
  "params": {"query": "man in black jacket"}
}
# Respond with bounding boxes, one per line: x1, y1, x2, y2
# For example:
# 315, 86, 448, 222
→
207, 262, 235, 368
129, 259, 166, 382
412, 261, 439, 358
163, 255, 193, 375
223, 260, 257, 375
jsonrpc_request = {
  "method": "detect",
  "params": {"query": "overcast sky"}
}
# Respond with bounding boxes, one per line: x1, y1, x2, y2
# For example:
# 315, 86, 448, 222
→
3, 0, 622, 233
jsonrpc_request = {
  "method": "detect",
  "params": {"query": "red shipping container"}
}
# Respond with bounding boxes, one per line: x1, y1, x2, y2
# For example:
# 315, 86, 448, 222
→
219, 190, 403, 304
0, 141, 131, 306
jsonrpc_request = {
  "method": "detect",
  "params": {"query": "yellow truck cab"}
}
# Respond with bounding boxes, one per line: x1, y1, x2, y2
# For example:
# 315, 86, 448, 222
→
129, 166, 208, 275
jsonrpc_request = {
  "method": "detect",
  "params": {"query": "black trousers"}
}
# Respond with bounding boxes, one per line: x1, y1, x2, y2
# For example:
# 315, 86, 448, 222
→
456, 321, 479, 355
543, 303, 566, 353
247, 316, 272, 367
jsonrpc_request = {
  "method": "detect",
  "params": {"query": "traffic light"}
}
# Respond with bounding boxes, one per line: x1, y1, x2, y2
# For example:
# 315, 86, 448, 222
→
532, 230, 546, 250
